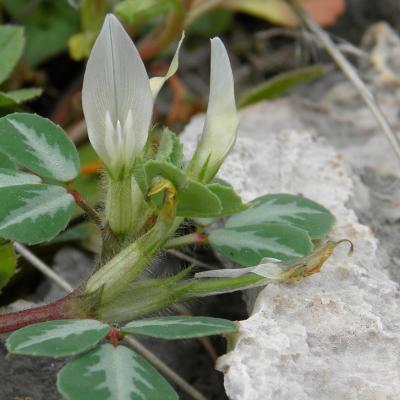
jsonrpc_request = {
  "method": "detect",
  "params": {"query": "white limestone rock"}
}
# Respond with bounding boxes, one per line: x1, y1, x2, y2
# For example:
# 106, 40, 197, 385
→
182, 103, 400, 399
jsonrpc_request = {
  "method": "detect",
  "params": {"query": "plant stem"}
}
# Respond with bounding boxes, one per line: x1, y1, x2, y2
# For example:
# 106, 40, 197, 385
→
67, 188, 103, 229
0, 294, 78, 334
164, 232, 206, 249
86, 212, 176, 303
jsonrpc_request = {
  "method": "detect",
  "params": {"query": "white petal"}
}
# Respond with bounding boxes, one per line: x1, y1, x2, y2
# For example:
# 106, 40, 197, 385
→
82, 14, 153, 172
149, 32, 185, 99
123, 109, 135, 165
188, 37, 238, 183
104, 111, 118, 165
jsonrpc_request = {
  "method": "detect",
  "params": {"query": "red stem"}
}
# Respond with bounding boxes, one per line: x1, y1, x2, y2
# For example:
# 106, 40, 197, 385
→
0, 294, 79, 334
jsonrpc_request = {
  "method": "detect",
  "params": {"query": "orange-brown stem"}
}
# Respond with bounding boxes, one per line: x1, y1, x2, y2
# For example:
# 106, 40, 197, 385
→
0, 293, 82, 334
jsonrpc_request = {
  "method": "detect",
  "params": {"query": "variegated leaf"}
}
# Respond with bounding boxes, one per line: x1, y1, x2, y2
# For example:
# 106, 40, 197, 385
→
0, 113, 80, 182
57, 344, 178, 400
226, 193, 335, 239
0, 152, 16, 170
122, 316, 237, 339
0, 184, 75, 244
209, 222, 312, 266
6, 319, 110, 358
0, 168, 41, 188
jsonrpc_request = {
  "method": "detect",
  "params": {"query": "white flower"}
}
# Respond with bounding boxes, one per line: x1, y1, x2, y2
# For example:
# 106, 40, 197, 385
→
82, 14, 183, 179
188, 37, 239, 183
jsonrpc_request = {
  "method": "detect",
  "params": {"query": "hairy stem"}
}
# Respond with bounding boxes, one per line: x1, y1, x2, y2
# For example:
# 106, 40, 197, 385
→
0, 294, 80, 334
68, 188, 103, 229
164, 232, 206, 249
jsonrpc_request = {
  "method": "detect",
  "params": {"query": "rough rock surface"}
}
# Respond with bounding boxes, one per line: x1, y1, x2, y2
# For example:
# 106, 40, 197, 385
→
181, 97, 400, 399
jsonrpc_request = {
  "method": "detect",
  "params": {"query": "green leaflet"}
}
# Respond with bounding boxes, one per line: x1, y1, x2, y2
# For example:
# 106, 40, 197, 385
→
0, 184, 75, 244
0, 168, 41, 188
209, 222, 313, 266
0, 25, 24, 85
0, 113, 80, 182
238, 65, 326, 108
6, 319, 110, 358
2, 0, 80, 67
226, 193, 335, 239
122, 316, 237, 339
145, 160, 222, 217
156, 128, 184, 167
207, 182, 249, 216
0, 88, 43, 107
57, 344, 178, 400
114, 0, 179, 24
0, 241, 17, 289
0, 153, 16, 170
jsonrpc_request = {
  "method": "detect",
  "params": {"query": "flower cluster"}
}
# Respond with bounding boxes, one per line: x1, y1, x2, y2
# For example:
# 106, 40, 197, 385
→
82, 14, 238, 183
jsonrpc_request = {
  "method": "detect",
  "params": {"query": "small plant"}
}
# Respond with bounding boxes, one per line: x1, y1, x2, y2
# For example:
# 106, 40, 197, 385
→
0, 14, 345, 400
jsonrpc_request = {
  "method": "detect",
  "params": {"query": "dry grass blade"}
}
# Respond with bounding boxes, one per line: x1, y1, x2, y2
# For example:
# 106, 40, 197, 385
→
287, 0, 400, 165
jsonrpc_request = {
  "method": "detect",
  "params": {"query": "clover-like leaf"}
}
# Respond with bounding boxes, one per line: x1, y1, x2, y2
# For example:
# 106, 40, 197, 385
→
209, 222, 313, 266
122, 316, 237, 339
226, 193, 335, 239
0, 152, 16, 170
6, 319, 110, 358
0, 113, 80, 182
0, 184, 75, 244
57, 344, 178, 400
0, 168, 41, 188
